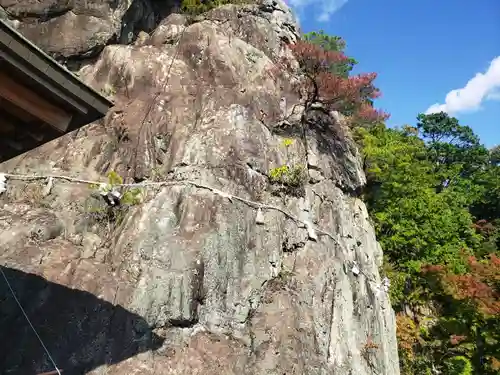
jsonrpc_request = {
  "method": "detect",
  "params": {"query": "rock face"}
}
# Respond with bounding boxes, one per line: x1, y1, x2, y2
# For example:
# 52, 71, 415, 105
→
0, 1, 400, 374
0, 0, 178, 61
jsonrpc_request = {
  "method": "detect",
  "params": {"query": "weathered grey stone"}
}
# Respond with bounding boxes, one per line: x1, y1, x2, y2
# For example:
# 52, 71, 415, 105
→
0, 0, 179, 59
150, 13, 187, 45
82, 232, 102, 258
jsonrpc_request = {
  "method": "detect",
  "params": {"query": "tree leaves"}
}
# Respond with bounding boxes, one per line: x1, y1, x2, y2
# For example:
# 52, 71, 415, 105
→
358, 115, 500, 374
287, 37, 389, 124
303, 30, 358, 77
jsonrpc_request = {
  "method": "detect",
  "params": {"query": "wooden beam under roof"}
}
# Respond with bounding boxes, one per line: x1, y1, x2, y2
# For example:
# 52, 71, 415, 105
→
0, 18, 113, 162
0, 71, 72, 133
0, 100, 52, 141
0, 96, 37, 123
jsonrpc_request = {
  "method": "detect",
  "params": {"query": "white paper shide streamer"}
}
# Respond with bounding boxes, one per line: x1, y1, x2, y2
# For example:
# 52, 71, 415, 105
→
0, 173, 6, 195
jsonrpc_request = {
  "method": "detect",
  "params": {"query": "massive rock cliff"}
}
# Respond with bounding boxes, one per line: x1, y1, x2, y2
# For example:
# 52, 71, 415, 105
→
0, 0, 400, 374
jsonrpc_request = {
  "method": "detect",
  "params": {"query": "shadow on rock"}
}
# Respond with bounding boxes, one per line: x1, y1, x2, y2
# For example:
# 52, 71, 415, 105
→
0, 266, 164, 375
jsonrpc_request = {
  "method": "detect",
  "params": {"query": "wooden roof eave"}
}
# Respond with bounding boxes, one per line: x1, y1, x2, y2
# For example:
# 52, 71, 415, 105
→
0, 19, 113, 132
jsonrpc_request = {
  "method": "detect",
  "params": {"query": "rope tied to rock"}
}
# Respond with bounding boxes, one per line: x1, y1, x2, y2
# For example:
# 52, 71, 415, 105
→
0, 172, 390, 291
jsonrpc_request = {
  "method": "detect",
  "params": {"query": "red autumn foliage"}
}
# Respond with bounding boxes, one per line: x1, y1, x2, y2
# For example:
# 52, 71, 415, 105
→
472, 219, 497, 236
491, 357, 500, 371
289, 41, 349, 76
449, 334, 467, 345
421, 264, 445, 273
283, 40, 389, 124
395, 313, 421, 354
355, 103, 390, 123
423, 254, 500, 316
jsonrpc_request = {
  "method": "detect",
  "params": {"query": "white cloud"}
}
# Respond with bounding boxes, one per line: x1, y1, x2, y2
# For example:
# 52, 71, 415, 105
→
425, 56, 500, 115
288, 0, 348, 22
487, 90, 500, 100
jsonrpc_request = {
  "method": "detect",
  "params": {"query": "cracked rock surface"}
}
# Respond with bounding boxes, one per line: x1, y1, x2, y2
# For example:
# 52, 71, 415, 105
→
0, 0, 400, 374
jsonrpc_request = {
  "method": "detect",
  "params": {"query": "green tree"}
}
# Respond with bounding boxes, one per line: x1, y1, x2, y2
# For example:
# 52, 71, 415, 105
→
295, 30, 500, 374
444, 356, 473, 375
470, 148, 500, 224
303, 30, 358, 77
489, 145, 500, 165
416, 112, 489, 189
357, 116, 500, 374
358, 124, 478, 273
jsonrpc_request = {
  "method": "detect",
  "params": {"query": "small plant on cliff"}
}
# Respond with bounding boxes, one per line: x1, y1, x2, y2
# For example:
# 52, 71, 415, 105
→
269, 164, 306, 187
91, 171, 143, 206
268, 137, 307, 196
282, 138, 294, 148
181, 0, 251, 16
100, 83, 116, 97
361, 336, 380, 370
268, 164, 307, 197
85, 171, 143, 231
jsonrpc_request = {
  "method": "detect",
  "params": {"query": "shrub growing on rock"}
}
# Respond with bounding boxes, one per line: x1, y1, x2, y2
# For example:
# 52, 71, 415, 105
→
181, 0, 252, 16
289, 39, 389, 125
269, 164, 306, 187
268, 164, 307, 197
270, 33, 389, 127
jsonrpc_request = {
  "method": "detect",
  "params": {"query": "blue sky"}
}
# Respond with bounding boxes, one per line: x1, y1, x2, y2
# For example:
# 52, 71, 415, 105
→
287, 0, 500, 147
